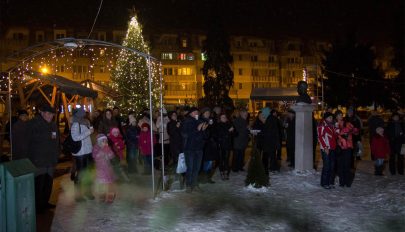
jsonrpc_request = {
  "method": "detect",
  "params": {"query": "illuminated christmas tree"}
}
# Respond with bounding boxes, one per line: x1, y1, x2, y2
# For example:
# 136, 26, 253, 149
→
108, 15, 160, 113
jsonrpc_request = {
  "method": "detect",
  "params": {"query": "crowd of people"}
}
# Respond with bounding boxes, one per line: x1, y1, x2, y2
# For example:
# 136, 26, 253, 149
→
318, 108, 404, 189
3, 103, 404, 213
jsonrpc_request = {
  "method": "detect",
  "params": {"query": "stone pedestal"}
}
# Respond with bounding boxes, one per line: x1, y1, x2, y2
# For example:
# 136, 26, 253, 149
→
291, 103, 315, 171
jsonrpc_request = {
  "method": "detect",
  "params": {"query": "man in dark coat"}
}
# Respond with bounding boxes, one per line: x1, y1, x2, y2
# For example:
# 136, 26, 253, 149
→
167, 111, 186, 187
386, 113, 404, 175
27, 104, 60, 213
200, 107, 218, 184
11, 109, 30, 160
181, 107, 208, 193
261, 107, 281, 174
232, 109, 250, 172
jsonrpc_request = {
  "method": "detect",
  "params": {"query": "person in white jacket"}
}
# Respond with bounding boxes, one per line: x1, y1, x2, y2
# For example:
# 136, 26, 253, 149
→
71, 107, 95, 202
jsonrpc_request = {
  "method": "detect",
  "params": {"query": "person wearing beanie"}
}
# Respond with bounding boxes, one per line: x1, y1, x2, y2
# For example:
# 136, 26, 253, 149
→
317, 111, 338, 189
371, 127, 390, 176
70, 107, 95, 201
92, 134, 117, 202
27, 103, 59, 213
181, 107, 208, 192
108, 127, 125, 160
139, 123, 156, 174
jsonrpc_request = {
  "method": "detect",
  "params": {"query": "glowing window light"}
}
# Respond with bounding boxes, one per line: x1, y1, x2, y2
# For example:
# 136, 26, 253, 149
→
303, 68, 307, 81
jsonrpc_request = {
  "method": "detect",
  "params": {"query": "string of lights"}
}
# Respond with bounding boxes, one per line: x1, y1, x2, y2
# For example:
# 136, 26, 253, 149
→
323, 69, 405, 85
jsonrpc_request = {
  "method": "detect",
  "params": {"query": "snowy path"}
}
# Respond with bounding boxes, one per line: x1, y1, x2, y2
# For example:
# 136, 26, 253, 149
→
51, 161, 405, 232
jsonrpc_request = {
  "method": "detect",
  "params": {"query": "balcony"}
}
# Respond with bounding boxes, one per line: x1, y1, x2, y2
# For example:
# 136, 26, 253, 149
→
252, 76, 279, 83
250, 61, 279, 68
283, 63, 303, 69
164, 90, 197, 98
163, 75, 196, 82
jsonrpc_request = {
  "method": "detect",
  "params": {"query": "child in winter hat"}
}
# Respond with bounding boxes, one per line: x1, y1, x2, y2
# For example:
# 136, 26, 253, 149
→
92, 134, 117, 203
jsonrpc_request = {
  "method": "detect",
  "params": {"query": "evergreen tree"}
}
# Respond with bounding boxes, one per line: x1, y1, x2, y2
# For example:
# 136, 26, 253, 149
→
322, 34, 384, 108
245, 140, 269, 188
390, 3, 405, 108
108, 15, 160, 113
201, 15, 234, 109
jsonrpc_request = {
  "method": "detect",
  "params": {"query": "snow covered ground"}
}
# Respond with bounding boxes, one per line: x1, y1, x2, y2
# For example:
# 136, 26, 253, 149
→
51, 160, 405, 232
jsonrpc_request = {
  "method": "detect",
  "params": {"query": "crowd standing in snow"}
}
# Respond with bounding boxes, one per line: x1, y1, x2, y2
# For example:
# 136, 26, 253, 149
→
3, 103, 404, 213
317, 108, 405, 190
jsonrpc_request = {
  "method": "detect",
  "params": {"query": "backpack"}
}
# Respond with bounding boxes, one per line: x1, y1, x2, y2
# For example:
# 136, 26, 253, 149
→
63, 123, 82, 154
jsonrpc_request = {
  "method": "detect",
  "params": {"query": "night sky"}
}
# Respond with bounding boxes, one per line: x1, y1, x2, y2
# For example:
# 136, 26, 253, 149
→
1, 0, 403, 43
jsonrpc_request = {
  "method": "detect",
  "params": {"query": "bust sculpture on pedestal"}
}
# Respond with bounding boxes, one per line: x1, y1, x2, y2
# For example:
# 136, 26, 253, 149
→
296, 81, 312, 104
291, 81, 315, 171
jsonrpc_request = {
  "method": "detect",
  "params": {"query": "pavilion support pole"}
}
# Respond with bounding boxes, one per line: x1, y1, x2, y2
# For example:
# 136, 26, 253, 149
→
38, 87, 52, 105
62, 93, 70, 128
25, 82, 39, 101
50, 85, 57, 107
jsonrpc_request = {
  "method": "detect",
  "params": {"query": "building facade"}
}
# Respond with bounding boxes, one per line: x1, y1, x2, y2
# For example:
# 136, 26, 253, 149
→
0, 26, 398, 112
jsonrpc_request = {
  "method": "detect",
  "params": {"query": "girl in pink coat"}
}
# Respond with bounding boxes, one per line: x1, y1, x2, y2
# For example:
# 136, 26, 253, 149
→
92, 134, 116, 203
108, 127, 125, 160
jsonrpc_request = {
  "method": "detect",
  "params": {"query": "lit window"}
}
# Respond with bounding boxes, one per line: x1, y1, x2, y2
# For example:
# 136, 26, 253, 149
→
201, 53, 207, 61
182, 39, 188, 48
239, 83, 243, 89
100, 66, 105, 73
187, 53, 194, 60
161, 53, 173, 60
178, 53, 187, 60
178, 68, 191, 75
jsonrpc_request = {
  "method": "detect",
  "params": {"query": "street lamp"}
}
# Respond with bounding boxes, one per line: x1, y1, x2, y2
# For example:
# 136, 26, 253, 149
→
40, 66, 49, 74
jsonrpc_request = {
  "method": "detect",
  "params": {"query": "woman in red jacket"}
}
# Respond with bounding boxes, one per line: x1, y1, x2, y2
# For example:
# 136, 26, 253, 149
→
317, 112, 338, 189
371, 127, 391, 176
335, 110, 359, 187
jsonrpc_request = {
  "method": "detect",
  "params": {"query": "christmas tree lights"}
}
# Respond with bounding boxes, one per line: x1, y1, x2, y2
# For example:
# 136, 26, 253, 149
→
106, 15, 161, 113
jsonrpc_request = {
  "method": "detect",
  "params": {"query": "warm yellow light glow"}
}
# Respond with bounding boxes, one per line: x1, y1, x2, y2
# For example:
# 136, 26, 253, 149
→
40, 66, 49, 74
